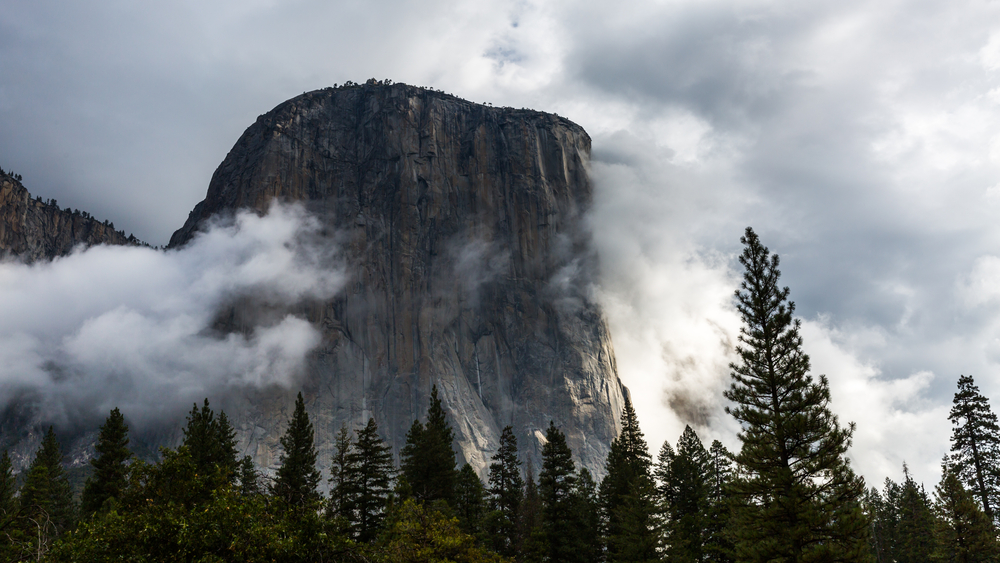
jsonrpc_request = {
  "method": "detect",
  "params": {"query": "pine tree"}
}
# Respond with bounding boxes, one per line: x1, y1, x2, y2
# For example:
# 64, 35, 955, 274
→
400, 384, 458, 505
237, 455, 262, 497
272, 392, 321, 509
663, 425, 711, 563
570, 467, 602, 563
182, 398, 239, 481
896, 465, 938, 563
518, 467, 545, 563
704, 439, 735, 563
81, 408, 132, 515
599, 395, 658, 563
487, 425, 523, 557
19, 427, 75, 539
948, 374, 1000, 521
725, 227, 870, 562
328, 424, 357, 524
350, 417, 395, 541
539, 421, 579, 563
932, 460, 998, 563
0, 450, 15, 518
0, 450, 16, 563
455, 463, 487, 538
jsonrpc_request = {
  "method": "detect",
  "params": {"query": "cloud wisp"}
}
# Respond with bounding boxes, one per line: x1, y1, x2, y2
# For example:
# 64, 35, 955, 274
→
0, 203, 346, 430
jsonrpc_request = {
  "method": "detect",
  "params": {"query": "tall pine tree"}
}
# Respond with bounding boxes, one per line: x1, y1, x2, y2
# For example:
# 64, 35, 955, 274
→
539, 421, 583, 563
81, 408, 132, 515
400, 384, 458, 505
932, 459, 998, 563
599, 394, 658, 563
19, 427, 75, 541
725, 227, 870, 562
948, 374, 1000, 521
896, 465, 938, 563
487, 425, 523, 557
663, 425, 711, 563
181, 398, 239, 481
0, 449, 15, 519
272, 392, 321, 509
518, 467, 545, 563
349, 417, 395, 541
328, 424, 357, 525
704, 439, 735, 563
455, 463, 487, 539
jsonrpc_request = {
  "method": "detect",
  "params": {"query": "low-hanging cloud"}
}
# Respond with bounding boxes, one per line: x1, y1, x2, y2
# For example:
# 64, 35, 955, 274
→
0, 202, 346, 430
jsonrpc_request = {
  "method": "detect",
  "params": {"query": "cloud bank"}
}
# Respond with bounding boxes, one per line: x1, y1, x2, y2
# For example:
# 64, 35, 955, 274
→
0, 203, 345, 430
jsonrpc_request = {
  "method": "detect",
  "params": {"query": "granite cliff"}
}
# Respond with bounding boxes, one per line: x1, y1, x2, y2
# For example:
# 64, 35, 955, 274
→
171, 82, 626, 477
0, 170, 140, 263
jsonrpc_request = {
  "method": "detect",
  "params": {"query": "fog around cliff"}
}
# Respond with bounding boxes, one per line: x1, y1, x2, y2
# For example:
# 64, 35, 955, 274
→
0, 203, 345, 430
3, 0, 1000, 486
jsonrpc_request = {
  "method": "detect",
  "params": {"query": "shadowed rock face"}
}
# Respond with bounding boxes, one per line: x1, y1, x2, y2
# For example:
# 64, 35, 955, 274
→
0, 171, 137, 263
171, 83, 625, 478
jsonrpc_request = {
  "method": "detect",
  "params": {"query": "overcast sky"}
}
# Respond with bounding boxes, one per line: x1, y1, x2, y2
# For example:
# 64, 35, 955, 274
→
3, 0, 1000, 487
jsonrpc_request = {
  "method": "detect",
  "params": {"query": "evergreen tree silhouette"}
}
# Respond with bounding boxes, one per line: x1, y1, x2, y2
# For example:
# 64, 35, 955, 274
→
400, 384, 458, 505
949, 374, 1000, 521
272, 392, 321, 509
599, 394, 658, 563
487, 425, 523, 556
349, 417, 394, 541
81, 408, 132, 515
725, 227, 870, 562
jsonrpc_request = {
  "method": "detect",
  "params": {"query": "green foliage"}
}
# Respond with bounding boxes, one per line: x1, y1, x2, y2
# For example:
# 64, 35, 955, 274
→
932, 460, 999, 563
374, 499, 505, 563
272, 392, 321, 510
704, 439, 735, 563
487, 425, 523, 557
662, 426, 710, 563
237, 455, 263, 497
17, 426, 75, 556
350, 417, 396, 542
401, 384, 458, 505
455, 464, 487, 539
0, 450, 18, 562
49, 484, 361, 562
540, 421, 590, 563
949, 374, 1000, 521
569, 467, 601, 563
182, 398, 239, 488
600, 395, 657, 563
725, 227, 871, 563
81, 408, 132, 515
896, 466, 939, 563
328, 423, 357, 525
517, 468, 545, 563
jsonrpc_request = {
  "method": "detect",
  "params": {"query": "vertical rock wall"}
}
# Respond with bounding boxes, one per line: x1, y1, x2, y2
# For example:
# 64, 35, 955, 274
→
175, 82, 626, 478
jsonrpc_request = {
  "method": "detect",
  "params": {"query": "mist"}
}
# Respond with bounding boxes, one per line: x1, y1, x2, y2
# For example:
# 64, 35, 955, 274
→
0, 203, 346, 431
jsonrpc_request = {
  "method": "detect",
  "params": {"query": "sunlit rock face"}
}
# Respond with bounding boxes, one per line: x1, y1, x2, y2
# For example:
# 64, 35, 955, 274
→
0, 171, 135, 263
171, 82, 626, 478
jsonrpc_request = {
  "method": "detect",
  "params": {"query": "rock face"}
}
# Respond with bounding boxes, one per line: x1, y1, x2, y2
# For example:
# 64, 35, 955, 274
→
0, 170, 139, 262
171, 82, 626, 478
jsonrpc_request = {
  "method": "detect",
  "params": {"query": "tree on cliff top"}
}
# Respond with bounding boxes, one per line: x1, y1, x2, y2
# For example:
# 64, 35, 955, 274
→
725, 227, 869, 562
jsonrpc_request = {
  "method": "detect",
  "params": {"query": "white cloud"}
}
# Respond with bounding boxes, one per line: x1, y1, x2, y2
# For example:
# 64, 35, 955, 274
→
0, 203, 345, 428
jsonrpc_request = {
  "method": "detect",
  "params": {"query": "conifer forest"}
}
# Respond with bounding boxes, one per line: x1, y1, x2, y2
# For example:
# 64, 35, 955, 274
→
3, 228, 999, 562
